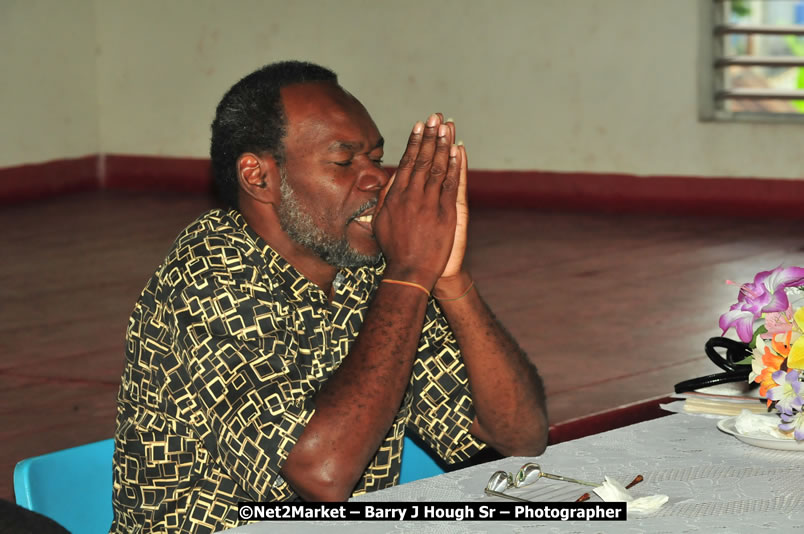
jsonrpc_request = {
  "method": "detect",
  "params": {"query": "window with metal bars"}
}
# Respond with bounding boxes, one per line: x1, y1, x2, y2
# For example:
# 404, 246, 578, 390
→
700, 0, 804, 120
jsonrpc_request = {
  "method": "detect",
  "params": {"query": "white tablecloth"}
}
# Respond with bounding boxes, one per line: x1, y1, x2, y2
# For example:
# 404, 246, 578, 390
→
224, 413, 804, 533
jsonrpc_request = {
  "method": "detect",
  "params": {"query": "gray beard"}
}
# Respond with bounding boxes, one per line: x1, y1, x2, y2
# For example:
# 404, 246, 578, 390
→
276, 173, 381, 269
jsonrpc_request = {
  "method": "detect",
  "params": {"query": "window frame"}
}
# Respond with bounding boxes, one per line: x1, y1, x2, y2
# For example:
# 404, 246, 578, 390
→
699, 0, 804, 123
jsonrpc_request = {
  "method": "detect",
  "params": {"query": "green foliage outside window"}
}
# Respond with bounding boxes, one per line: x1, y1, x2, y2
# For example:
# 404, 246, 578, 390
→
784, 36, 804, 111
731, 0, 751, 18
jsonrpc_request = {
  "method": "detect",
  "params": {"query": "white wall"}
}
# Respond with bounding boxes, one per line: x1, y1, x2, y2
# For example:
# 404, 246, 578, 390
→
0, 0, 99, 168
4, 0, 803, 180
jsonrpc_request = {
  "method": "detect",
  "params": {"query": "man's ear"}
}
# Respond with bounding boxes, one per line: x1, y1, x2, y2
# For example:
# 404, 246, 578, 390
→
237, 152, 281, 205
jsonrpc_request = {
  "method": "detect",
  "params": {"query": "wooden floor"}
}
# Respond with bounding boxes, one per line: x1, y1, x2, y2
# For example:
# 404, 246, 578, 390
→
2, 190, 804, 501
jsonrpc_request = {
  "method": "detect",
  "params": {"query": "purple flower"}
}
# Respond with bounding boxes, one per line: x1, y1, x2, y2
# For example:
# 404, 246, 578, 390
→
719, 305, 757, 343
767, 369, 804, 415
779, 411, 804, 441
719, 266, 804, 343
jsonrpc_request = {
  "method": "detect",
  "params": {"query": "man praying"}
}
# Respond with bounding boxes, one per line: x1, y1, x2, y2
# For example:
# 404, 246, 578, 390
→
111, 60, 547, 534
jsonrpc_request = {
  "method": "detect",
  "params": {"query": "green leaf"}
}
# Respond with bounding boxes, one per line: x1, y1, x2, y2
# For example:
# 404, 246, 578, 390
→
782, 37, 804, 113
794, 67, 804, 113
785, 36, 804, 57
731, 0, 751, 18
749, 325, 768, 350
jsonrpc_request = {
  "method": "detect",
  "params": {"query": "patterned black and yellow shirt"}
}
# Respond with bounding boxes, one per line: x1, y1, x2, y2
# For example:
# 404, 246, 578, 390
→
111, 209, 484, 534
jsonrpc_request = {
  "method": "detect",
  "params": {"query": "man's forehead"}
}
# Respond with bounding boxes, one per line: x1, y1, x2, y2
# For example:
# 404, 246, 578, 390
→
281, 80, 344, 102
281, 82, 361, 120
280, 82, 380, 146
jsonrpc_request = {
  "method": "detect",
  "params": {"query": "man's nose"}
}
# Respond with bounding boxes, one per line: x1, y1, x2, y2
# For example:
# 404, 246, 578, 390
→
355, 162, 390, 192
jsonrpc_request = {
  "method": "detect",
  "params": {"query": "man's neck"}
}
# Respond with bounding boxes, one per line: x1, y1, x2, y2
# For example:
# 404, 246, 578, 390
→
239, 205, 339, 293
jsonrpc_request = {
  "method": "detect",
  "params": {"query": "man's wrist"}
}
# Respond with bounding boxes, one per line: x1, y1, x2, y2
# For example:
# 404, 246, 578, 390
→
433, 271, 473, 300
382, 265, 441, 292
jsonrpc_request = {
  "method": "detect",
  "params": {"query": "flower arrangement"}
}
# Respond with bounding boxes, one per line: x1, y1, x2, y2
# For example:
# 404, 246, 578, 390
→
719, 266, 804, 440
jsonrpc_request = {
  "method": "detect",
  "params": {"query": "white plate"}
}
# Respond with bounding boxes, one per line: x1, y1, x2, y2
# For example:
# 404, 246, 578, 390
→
717, 416, 804, 451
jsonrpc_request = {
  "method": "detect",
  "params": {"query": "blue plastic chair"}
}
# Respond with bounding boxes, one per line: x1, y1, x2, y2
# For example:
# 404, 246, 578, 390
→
13, 438, 114, 534
12, 434, 440, 534
400, 435, 445, 484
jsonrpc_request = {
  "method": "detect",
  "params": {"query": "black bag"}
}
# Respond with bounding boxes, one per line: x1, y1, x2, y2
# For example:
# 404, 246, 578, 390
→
673, 337, 756, 393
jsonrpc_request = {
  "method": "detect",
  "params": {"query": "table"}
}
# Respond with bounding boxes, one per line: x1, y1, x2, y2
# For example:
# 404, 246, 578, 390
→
224, 413, 804, 533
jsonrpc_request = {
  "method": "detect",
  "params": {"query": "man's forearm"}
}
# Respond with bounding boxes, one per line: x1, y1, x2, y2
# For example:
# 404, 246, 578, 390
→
435, 272, 548, 457
282, 114, 465, 500
280, 282, 428, 501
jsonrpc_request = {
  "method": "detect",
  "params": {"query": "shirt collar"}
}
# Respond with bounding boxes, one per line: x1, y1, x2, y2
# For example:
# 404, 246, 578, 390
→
225, 208, 384, 302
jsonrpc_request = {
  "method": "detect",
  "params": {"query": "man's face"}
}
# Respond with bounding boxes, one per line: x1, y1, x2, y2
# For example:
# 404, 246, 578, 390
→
276, 82, 389, 269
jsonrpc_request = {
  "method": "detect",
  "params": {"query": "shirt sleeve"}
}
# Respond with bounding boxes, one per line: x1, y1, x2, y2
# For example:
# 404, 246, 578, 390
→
406, 300, 487, 464
168, 266, 315, 501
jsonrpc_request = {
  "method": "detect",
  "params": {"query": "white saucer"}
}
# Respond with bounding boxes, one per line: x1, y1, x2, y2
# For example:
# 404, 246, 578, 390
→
717, 415, 804, 451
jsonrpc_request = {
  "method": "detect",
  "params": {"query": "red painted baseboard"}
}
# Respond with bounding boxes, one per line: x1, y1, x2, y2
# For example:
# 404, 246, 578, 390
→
103, 155, 212, 193
0, 156, 98, 204
103, 157, 804, 219
467, 170, 804, 218
2, 155, 803, 219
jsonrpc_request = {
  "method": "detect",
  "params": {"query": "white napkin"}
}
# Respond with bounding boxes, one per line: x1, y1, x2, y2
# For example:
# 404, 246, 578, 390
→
734, 410, 790, 439
593, 476, 668, 516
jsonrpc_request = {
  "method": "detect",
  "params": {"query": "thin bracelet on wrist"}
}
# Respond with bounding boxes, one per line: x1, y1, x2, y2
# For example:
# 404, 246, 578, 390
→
381, 278, 430, 297
433, 280, 475, 301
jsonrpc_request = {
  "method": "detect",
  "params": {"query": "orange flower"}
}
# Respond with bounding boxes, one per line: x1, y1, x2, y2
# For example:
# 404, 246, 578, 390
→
754, 331, 791, 405
771, 330, 793, 358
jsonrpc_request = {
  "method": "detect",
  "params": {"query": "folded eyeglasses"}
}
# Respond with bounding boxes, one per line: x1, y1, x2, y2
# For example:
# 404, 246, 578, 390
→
484, 463, 599, 502
485, 463, 643, 502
